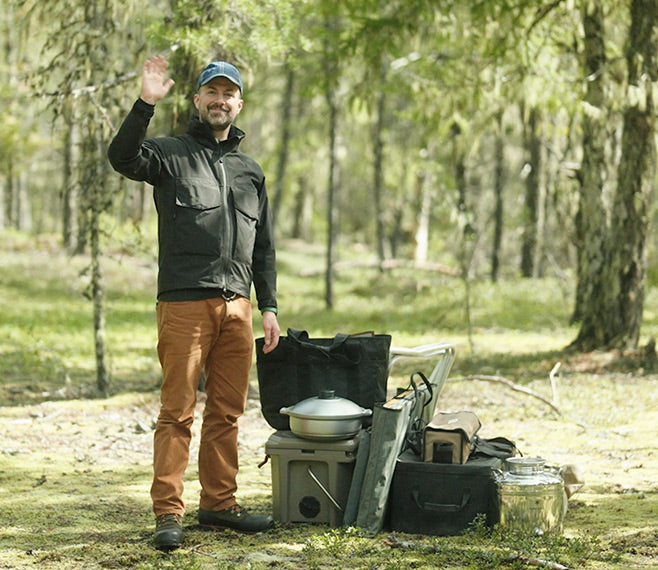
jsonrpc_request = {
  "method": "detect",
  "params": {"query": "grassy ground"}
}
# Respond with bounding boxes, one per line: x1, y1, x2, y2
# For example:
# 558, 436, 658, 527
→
0, 230, 656, 569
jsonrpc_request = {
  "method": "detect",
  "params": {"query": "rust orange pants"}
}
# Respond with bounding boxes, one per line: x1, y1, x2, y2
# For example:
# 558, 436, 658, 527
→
151, 296, 253, 516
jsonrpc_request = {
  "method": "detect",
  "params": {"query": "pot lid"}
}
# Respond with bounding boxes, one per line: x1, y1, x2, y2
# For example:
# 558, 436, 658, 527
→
280, 390, 372, 420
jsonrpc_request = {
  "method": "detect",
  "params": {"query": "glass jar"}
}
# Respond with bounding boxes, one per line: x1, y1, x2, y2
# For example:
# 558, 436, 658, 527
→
497, 457, 565, 535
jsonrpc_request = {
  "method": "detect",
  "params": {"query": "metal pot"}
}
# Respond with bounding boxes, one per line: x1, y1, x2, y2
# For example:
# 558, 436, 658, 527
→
280, 390, 372, 441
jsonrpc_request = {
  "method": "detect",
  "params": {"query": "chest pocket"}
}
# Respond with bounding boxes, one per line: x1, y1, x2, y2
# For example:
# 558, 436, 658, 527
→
173, 177, 222, 256
175, 177, 222, 209
231, 186, 259, 263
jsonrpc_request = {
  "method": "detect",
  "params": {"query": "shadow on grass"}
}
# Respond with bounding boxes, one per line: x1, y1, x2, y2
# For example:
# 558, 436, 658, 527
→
0, 345, 161, 407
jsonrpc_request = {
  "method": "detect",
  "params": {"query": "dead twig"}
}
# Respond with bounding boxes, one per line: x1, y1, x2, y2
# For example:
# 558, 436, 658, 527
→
549, 361, 561, 406
451, 374, 563, 416
189, 544, 223, 560
451, 374, 589, 429
86, 91, 115, 131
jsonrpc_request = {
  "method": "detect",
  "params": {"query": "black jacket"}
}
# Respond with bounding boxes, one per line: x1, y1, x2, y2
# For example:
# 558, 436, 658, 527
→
107, 99, 277, 311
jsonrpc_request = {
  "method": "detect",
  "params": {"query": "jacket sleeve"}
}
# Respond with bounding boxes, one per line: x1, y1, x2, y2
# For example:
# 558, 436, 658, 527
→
252, 177, 278, 312
107, 98, 163, 185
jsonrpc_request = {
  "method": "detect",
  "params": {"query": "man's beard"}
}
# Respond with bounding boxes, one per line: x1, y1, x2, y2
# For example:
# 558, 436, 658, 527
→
200, 105, 235, 132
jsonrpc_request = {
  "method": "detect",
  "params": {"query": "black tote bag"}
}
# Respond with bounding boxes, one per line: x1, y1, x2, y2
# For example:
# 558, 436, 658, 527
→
255, 328, 392, 430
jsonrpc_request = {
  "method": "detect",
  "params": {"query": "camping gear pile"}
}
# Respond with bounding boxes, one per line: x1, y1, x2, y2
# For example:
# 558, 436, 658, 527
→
257, 329, 579, 536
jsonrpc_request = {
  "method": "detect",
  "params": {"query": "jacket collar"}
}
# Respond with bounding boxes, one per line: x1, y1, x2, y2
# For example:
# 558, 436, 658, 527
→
187, 116, 245, 151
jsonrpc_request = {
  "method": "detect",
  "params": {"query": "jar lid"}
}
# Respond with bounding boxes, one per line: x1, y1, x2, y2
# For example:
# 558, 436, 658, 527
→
506, 456, 546, 474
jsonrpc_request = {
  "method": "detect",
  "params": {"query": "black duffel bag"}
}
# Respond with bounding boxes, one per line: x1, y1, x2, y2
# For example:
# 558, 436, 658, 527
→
255, 328, 392, 430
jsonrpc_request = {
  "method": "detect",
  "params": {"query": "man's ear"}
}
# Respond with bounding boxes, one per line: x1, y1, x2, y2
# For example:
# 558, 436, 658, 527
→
193, 93, 200, 110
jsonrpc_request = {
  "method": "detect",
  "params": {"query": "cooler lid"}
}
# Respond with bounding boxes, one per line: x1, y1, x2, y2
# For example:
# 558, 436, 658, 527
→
266, 430, 361, 453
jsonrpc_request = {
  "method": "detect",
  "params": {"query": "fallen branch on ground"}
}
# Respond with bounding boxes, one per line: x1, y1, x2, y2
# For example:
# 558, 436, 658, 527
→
189, 544, 222, 560
549, 362, 561, 405
450, 374, 563, 415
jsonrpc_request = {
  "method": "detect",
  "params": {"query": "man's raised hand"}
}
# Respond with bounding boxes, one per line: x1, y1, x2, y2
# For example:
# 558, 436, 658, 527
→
140, 56, 175, 105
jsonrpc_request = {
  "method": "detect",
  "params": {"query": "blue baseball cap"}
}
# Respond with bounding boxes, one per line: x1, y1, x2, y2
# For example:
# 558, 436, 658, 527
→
196, 61, 243, 93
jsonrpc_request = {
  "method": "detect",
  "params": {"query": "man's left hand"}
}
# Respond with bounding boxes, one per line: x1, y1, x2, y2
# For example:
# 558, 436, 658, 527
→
261, 311, 280, 353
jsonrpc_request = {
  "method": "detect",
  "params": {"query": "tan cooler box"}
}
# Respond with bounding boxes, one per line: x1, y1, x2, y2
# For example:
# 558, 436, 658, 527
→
265, 430, 359, 527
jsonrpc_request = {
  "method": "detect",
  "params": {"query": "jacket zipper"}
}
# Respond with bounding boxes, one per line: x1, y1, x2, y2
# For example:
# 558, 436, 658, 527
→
217, 158, 234, 289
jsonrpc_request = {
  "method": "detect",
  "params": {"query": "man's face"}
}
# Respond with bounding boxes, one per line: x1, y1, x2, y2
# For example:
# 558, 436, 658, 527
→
194, 77, 243, 136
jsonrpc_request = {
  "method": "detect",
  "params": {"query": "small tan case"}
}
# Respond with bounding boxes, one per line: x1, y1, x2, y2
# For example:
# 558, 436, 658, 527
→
423, 411, 482, 464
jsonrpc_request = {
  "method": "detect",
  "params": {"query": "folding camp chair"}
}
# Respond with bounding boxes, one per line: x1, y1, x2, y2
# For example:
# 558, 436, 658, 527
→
346, 342, 456, 533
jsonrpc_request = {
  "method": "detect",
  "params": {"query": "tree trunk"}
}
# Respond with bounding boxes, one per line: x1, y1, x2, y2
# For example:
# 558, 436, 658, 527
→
602, 0, 656, 348
0, 180, 4, 230
520, 106, 541, 278
74, 204, 88, 255
271, 61, 295, 227
4, 160, 15, 229
325, 79, 339, 310
414, 167, 431, 265
571, 0, 608, 325
451, 121, 467, 219
571, 0, 657, 350
450, 122, 477, 352
323, 12, 341, 310
90, 198, 110, 395
17, 171, 31, 232
373, 57, 388, 269
491, 110, 505, 282
291, 174, 311, 240
61, 115, 75, 250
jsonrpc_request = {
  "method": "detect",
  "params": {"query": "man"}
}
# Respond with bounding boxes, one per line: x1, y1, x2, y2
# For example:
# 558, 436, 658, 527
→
108, 56, 280, 550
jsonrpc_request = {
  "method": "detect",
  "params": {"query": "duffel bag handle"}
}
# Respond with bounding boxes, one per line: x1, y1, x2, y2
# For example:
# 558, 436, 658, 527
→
287, 328, 361, 363
411, 488, 471, 513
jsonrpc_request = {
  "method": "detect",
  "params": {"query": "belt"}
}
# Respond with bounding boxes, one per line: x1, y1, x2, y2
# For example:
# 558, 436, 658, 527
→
219, 288, 237, 301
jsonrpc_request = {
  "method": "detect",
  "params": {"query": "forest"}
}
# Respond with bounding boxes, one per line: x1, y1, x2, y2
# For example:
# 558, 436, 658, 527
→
2, 0, 656, 360
2, 2, 658, 569
2, 0, 658, 364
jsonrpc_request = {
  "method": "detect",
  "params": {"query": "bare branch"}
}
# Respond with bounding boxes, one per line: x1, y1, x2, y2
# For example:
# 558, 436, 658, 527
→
549, 361, 561, 405
86, 92, 115, 131
450, 374, 563, 415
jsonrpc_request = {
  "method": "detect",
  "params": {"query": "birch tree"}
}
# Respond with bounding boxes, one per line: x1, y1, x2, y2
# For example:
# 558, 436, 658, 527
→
34, 0, 147, 393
